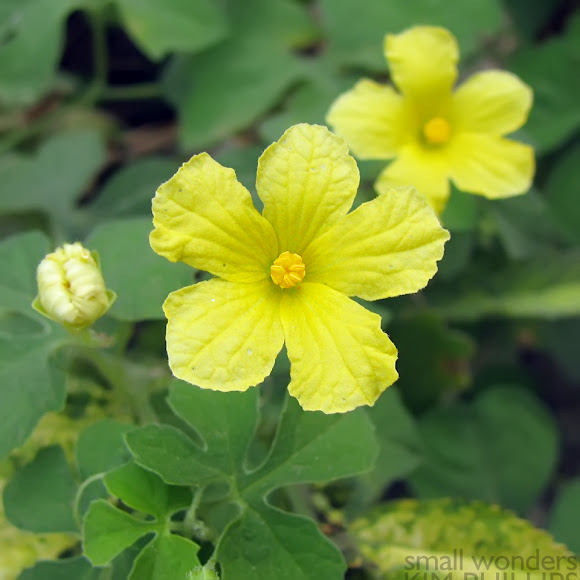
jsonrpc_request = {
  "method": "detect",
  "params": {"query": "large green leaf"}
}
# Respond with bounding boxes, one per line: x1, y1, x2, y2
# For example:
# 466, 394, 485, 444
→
85, 218, 194, 321
352, 498, 576, 580
320, 0, 503, 71
176, 0, 319, 149
0, 231, 70, 460
509, 14, 580, 154
126, 382, 378, 579
3, 445, 78, 533
115, 0, 228, 59
431, 251, 580, 320
0, 0, 77, 105
409, 386, 559, 513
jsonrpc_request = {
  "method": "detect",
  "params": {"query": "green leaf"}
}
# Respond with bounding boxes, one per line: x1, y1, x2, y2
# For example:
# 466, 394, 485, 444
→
88, 158, 178, 220
352, 498, 576, 580
387, 312, 474, 413
509, 14, 580, 154
126, 385, 377, 579
544, 143, 580, 244
104, 463, 176, 519
126, 424, 222, 486
83, 500, 158, 566
440, 186, 480, 233
169, 381, 260, 477
4, 445, 78, 533
76, 419, 135, 480
431, 251, 580, 320
550, 480, 580, 556
0, 131, 106, 235
0, 232, 70, 458
487, 188, 567, 260
218, 506, 345, 580
129, 534, 201, 580
19, 556, 101, 580
85, 217, 194, 321
409, 386, 559, 513
0, 230, 49, 313
320, 0, 502, 71
0, 0, 77, 105
115, 0, 228, 59
241, 396, 378, 498
176, 0, 319, 149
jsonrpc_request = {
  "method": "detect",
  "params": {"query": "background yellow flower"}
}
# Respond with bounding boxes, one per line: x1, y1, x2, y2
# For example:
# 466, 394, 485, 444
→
150, 124, 449, 413
326, 26, 535, 214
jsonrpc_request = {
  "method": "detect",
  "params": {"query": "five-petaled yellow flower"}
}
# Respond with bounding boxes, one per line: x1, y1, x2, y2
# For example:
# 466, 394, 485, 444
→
150, 124, 449, 413
326, 26, 535, 214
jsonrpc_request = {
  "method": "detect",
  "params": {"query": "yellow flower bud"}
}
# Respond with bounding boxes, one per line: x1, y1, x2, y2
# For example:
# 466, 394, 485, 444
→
33, 242, 116, 330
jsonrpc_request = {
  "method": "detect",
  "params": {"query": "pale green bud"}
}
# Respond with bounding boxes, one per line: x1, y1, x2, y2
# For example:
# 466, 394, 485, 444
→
33, 242, 116, 331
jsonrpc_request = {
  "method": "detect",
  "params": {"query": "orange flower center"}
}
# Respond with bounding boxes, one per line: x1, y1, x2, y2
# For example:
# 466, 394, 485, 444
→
270, 251, 305, 289
423, 117, 451, 145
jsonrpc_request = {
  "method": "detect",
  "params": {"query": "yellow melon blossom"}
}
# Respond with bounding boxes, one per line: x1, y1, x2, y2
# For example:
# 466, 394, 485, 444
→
326, 26, 535, 214
150, 124, 449, 413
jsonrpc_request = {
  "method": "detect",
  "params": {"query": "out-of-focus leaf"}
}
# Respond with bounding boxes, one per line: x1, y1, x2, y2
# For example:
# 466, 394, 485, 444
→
539, 318, 580, 382
510, 14, 580, 154
409, 386, 559, 513
19, 557, 101, 580
349, 387, 422, 510
352, 498, 576, 580
320, 0, 503, 71
544, 143, 580, 244
85, 218, 194, 321
0, 232, 70, 460
88, 158, 177, 220
550, 480, 580, 556
431, 251, 580, 320
115, 0, 228, 59
387, 312, 474, 413
177, 0, 319, 150
4, 446, 78, 533
0, 131, 106, 237
0, 0, 77, 105
488, 188, 566, 260
441, 186, 480, 233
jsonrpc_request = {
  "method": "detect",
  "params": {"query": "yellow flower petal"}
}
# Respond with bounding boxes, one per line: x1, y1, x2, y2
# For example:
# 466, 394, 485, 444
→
151, 153, 278, 283
280, 283, 398, 413
257, 124, 359, 254
305, 187, 449, 301
326, 79, 410, 159
164, 278, 284, 391
452, 71, 533, 136
374, 145, 451, 214
448, 135, 535, 199
385, 26, 458, 103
